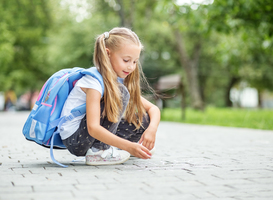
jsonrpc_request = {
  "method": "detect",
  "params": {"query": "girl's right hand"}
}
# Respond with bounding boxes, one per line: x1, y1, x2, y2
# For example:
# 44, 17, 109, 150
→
128, 143, 151, 159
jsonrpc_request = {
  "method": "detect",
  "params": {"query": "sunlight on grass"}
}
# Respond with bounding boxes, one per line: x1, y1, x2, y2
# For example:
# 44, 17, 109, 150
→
161, 107, 273, 130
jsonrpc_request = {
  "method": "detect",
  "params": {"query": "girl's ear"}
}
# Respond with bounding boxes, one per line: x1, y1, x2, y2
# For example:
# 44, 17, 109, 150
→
106, 48, 111, 57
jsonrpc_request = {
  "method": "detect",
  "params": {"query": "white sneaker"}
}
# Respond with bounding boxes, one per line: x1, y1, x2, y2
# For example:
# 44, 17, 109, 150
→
85, 146, 130, 166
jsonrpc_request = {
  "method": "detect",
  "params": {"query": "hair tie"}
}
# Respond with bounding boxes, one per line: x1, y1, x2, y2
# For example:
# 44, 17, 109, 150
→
104, 32, 109, 40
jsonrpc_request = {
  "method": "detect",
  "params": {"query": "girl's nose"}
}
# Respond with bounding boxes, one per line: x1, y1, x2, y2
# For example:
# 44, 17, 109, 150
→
127, 63, 133, 70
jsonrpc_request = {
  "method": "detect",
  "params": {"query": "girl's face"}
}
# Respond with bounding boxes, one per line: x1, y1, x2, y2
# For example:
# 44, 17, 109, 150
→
107, 42, 141, 78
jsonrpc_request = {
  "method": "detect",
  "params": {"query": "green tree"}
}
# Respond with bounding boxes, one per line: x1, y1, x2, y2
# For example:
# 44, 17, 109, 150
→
209, 0, 273, 106
0, 0, 52, 100
155, 1, 214, 110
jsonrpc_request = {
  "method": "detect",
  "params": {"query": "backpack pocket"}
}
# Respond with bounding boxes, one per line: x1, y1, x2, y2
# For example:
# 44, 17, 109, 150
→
22, 102, 54, 145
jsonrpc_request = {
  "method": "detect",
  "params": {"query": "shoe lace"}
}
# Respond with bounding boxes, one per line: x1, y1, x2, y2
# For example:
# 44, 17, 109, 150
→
101, 146, 118, 159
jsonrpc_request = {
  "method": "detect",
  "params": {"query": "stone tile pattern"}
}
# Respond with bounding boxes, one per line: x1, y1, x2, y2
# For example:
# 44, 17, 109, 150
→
0, 112, 273, 200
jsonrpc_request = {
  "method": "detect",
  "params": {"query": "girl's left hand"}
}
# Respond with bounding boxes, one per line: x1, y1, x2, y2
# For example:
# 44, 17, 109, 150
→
138, 126, 157, 150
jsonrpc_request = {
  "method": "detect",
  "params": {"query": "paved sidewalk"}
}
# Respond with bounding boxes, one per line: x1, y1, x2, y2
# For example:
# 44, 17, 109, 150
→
0, 112, 273, 200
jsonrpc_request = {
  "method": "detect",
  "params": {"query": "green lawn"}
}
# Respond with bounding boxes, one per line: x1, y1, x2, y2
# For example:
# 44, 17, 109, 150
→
161, 107, 273, 130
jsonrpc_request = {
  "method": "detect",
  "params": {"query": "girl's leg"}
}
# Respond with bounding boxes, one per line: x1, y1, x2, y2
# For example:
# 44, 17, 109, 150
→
115, 114, 150, 143
62, 116, 94, 156
62, 84, 130, 156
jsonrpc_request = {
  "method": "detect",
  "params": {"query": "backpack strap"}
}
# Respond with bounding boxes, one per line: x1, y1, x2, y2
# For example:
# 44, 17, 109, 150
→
50, 131, 68, 168
49, 67, 123, 136
81, 67, 105, 97
48, 103, 86, 130
48, 68, 102, 131
48, 103, 87, 168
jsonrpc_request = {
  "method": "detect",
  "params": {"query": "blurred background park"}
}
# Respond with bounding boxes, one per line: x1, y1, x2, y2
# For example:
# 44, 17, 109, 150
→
0, 0, 272, 130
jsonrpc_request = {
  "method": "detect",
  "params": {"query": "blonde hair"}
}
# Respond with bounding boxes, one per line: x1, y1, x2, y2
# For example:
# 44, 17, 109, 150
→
93, 27, 146, 129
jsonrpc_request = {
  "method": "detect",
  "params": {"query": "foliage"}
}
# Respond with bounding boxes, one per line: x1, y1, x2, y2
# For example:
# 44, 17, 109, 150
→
209, 0, 273, 37
208, 0, 273, 92
0, 0, 272, 113
0, 0, 52, 94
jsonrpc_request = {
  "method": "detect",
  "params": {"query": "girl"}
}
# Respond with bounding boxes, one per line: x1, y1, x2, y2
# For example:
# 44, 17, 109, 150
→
60, 27, 160, 165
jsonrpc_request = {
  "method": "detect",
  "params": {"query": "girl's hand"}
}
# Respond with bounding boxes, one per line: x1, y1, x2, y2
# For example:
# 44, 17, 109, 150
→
138, 126, 157, 150
140, 96, 160, 151
127, 143, 151, 159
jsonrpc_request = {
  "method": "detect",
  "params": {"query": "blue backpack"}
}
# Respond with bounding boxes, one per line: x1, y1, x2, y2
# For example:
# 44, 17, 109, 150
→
22, 67, 104, 167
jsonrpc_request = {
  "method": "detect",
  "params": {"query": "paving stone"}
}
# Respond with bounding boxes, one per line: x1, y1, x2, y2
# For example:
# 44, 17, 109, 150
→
0, 112, 273, 200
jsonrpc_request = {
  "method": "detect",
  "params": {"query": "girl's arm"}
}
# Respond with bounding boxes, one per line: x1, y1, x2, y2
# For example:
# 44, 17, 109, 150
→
138, 96, 161, 150
83, 88, 151, 159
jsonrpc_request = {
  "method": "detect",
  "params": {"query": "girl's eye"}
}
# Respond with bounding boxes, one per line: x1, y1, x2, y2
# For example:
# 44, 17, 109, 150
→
123, 59, 129, 62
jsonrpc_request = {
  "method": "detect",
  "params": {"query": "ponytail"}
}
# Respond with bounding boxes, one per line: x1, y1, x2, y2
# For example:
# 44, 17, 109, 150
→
93, 34, 122, 123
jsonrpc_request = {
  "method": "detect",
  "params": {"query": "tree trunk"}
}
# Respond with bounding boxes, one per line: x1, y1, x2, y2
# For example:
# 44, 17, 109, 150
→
199, 74, 206, 103
257, 89, 262, 108
116, 0, 134, 28
116, 0, 126, 27
225, 76, 240, 107
179, 81, 186, 120
174, 29, 203, 110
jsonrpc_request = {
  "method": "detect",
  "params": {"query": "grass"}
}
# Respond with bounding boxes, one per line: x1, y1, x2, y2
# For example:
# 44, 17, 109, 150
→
161, 107, 273, 130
